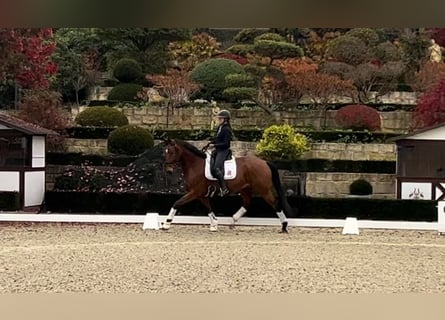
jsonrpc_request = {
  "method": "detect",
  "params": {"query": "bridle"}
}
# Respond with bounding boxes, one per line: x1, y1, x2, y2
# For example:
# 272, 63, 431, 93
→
164, 144, 180, 166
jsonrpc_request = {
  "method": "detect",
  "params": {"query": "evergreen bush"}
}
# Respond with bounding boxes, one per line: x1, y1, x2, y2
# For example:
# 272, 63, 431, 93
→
108, 125, 154, 155
107, 83, 143, 102
113, 58, 143, 83
190, 58, 245, 101
75, 107, 129, 127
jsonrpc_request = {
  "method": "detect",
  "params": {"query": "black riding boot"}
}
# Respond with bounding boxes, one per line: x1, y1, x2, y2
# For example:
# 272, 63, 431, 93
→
214, 168, 229, 196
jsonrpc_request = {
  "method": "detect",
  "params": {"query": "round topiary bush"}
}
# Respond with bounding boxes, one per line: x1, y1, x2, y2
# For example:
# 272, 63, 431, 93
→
256, 124, 310, 161
75, 106, 129, 127
113, 58, 143, 83
108, 125, 154, 156
108, 83, 143, 101
335, 104, 382, 131
190, 58, 246, 101
349, 178, 373, 195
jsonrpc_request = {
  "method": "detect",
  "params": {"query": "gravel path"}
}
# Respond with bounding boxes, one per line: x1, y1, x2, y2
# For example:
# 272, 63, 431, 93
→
1, 222, 445, 293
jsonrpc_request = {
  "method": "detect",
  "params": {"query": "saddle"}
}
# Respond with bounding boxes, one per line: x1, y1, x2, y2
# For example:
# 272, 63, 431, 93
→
204, 150, 237, 180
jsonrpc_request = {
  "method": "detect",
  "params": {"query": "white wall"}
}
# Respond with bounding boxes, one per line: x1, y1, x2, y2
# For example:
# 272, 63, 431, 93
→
32, 136, 45, 168
0, 171, 20, 191
24, 171, 45, 206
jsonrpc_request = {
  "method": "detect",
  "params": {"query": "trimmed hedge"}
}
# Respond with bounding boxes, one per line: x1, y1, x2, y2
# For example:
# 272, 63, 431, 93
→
75, 107, 129, 127
66, 127, 401, 143
47, 152, 136, 166
0, 192, 20, 210
43, 191, 437, 222
107, 83, 143, 102
46, 152, 395, 173
190, 58, 246, 101
112, 58, 143, 83
66, 127, 116, 139
273, 159, 395, 174
108, 125, 154, 156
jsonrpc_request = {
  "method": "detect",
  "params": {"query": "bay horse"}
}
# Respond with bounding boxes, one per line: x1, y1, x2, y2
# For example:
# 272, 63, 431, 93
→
161, 139, 294, 233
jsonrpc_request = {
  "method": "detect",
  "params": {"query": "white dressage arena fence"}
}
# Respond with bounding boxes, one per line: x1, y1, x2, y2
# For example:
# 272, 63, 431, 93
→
0, 209, 444, 233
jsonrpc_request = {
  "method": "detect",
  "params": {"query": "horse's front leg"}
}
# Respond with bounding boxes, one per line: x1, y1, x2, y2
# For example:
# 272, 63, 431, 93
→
161, 191, 196, 230
198, 197, 218, 232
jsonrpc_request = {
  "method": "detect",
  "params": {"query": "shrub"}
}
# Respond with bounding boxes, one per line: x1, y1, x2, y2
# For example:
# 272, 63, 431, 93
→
256, 124, 310, 161
349, 179, 373, 195
113, 58, 143, 83
213, 53, 249, 65
335, 104, 382, 131
75, 107, 129, 127
225, 73, 257, 87
108, 83, 143, 101
226, 44, 255, 56
345, 28, 379, 47
255, 32, 287, 42
326, 35, 370, 65
108, 125, 154, 155
190, 58, 246, 101
222, 87, 257, 102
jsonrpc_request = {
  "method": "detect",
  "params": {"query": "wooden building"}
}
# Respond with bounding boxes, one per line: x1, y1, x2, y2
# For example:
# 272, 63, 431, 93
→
393, 123, 445, 200
0, 112, 55, 210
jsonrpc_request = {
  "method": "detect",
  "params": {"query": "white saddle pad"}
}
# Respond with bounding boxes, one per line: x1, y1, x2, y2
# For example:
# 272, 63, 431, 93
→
204, 153, 237, 180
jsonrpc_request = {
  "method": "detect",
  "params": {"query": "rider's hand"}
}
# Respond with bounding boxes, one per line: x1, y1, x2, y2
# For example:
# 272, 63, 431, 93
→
208, 143, 215, 148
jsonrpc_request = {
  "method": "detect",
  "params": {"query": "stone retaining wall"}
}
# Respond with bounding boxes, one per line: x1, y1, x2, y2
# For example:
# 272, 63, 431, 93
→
305, 172, 395, 199
70, 106, 413, 133
53, 140, 397, 199
64, 139, 397, 161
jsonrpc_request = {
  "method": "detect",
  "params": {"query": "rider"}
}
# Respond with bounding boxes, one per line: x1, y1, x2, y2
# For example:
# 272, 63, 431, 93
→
209, 109, 233, 197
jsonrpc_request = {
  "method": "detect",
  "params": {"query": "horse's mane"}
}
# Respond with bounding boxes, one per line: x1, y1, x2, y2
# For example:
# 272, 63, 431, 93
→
174, 139, 207, 159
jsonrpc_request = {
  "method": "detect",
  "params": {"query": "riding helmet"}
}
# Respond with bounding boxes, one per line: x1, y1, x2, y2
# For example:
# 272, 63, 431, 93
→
216, 109, 231, 119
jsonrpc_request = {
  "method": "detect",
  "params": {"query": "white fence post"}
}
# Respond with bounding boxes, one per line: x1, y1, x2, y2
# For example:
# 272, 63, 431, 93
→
438, 201, 445, 234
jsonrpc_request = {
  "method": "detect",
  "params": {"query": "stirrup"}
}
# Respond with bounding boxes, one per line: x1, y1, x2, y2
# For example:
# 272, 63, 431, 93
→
205, 185, 217, 198
219, 187, 229, 197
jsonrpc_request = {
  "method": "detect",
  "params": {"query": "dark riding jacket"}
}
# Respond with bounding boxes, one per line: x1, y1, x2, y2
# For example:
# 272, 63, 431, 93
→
212, 122, 232, 151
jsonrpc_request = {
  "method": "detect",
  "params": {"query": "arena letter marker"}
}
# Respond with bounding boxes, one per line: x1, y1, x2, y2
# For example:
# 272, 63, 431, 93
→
342, 217, 360, 235
143, 212, 160, 230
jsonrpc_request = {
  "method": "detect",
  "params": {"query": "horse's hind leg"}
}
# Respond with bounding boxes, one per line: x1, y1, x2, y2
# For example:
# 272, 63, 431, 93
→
263, 191, 288, 233
231, 188, 252, 227
199, 197, 218, 232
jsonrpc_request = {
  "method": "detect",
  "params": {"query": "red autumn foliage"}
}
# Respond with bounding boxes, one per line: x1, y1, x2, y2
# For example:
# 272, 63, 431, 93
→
17, 90, 71, 151
335, 104, 382, 131
414, 79, 445, 128
0, 28, 57, 89
411, 61, 445, 93
143, 68, 201, 107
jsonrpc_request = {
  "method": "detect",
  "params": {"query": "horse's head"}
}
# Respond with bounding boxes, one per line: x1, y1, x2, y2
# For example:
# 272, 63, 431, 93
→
163, 138, 182, 174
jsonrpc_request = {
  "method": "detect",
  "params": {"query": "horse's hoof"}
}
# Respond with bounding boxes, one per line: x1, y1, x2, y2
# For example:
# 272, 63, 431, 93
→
160, 223, 171, 230
229, 218, 236, 229
210, 225, 218, 232
280, 222, 288, 233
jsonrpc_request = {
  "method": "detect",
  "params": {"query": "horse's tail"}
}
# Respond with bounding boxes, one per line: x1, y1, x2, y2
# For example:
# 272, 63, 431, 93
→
266, 161, 295, 218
